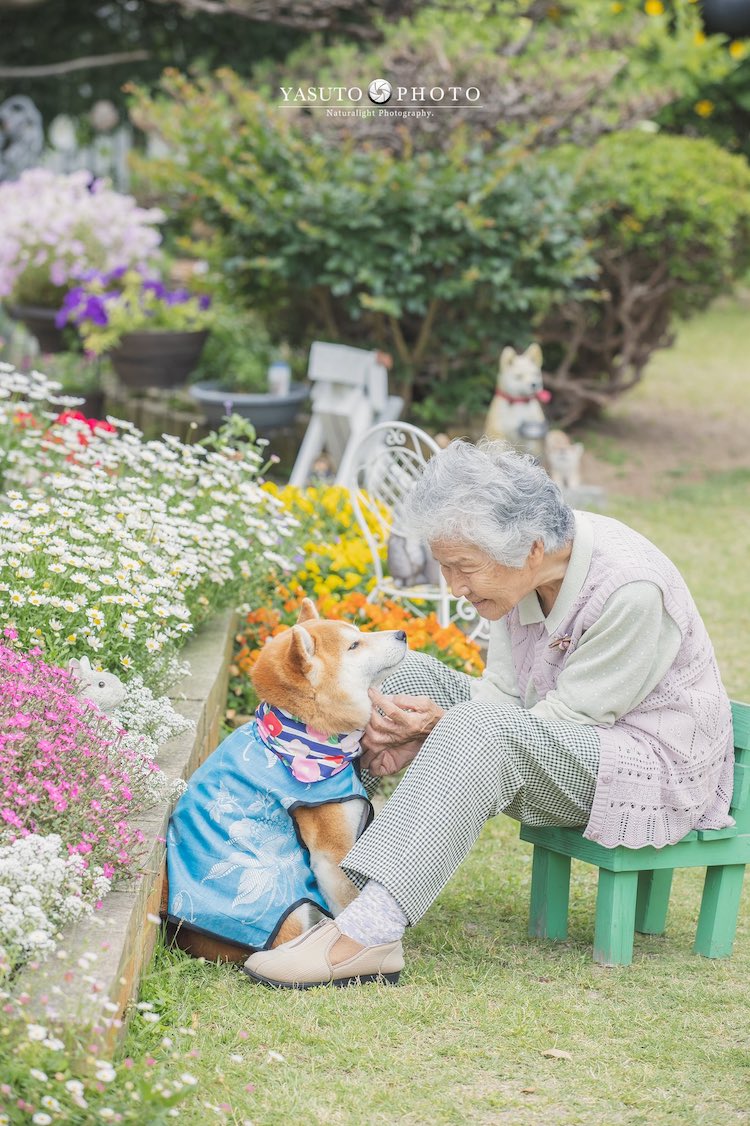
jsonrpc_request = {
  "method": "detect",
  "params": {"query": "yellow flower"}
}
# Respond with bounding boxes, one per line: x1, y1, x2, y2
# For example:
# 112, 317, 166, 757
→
693, 30, 706, 45
694, 99, 715, 118
644, 0, 664, 13
611, 1, 623, 10
729, 41, 746, 60
622, 214, 643, 232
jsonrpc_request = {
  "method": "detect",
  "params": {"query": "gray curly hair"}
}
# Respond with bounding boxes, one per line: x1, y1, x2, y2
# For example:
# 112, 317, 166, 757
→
401, 438, 575, 568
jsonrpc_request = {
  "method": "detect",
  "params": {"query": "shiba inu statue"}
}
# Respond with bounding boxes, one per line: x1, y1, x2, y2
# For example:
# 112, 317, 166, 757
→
484, 344, 550, 457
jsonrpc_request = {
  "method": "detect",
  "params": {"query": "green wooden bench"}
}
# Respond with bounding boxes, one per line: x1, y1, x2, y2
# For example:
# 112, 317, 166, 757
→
520, 700, 750, 966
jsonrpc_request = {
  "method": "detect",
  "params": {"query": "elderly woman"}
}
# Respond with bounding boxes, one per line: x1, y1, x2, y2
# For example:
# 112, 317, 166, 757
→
245, 440, 734, 989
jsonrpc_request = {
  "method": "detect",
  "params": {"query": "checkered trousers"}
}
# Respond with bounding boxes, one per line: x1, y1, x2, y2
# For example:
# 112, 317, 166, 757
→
345, 651, 600, 925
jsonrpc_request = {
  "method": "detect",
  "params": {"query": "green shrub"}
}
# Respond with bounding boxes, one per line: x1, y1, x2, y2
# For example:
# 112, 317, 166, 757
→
191, 303, 275, 392
251, 0, 736, 157
538, 131, 750, 422
129, 69, 594, 414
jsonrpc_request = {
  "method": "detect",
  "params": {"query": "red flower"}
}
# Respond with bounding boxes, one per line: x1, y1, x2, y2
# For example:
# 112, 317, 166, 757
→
54, 410, 117, 441
264, 711, 283, 737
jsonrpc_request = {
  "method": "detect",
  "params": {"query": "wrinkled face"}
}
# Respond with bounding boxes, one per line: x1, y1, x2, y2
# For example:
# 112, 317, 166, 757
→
431, 539, 538, 620
251, 614, 407, 736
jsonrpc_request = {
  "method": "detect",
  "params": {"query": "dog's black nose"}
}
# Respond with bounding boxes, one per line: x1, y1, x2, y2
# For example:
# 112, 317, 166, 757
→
395, 630, 407, 641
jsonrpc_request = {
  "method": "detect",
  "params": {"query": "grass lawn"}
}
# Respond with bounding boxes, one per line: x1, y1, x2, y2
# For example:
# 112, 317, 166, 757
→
121, 297, 750, 1125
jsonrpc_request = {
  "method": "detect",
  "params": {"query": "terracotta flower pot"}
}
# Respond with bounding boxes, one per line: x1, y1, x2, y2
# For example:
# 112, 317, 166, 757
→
109, 330, 209, 390
7, 304, 68, 353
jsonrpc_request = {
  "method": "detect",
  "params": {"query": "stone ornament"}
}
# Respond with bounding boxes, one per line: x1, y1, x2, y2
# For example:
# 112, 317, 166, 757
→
544, 428, 584, 490
484, 343, 550, 457
0, 94, 43, 181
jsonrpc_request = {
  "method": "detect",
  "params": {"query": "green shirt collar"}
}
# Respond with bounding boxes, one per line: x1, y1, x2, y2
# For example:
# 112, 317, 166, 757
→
517, 511, 594, 635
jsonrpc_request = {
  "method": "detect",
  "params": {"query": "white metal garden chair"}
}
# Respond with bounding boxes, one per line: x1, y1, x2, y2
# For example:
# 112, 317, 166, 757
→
346, 421, 489, 641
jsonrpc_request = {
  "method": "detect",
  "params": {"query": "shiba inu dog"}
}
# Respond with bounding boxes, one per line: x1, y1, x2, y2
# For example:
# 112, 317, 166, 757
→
164, 600, 407, 962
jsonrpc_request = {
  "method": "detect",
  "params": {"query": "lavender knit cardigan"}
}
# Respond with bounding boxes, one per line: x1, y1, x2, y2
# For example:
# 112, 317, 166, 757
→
506, 513, 734, 849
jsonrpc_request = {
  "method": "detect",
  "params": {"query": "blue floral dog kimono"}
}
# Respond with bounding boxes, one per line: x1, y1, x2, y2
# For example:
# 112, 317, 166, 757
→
166, 703, 371, 952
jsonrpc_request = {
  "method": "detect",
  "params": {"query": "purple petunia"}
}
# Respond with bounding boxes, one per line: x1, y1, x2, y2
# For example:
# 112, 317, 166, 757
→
55, 287, 111, 329
165, 287, 190, 305
81, 294, 110, 327
142, 279, 168, 300
53, 265, 212, 344
55, 290, 81, 329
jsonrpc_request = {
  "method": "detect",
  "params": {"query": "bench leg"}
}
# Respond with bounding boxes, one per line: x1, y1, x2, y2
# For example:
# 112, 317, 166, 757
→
635, 868, 673, 935
593, 869, 638, 966
528, 846, 571, 941
694, 863, 746, 958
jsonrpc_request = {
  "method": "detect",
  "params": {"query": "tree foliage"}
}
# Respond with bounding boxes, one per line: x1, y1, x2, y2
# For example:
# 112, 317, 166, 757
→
538, 131, 750, 422
128, 1, 750, 424
249, 0, 738, 155
128, 69, 594, 414
0, 0, 304, 122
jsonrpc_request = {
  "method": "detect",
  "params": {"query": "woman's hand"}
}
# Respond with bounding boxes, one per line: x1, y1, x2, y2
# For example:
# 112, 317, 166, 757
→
361, 689, 445, 777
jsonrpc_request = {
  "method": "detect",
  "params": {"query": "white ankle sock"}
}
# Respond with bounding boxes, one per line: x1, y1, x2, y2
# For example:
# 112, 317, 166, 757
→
335, 880, 408, 946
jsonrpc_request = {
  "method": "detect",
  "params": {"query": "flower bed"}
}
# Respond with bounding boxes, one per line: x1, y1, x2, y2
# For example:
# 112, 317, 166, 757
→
0, 616, 234, 1123
0, 363, 297, 1030
0, 363, 296, 685
9, 608, 235, 1036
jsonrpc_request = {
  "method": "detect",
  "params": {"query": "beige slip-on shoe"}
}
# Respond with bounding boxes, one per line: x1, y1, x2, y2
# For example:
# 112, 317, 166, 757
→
242, 920, 404, 989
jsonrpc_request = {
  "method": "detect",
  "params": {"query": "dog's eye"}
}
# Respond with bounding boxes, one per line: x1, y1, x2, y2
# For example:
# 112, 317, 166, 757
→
348, 641, 360, 651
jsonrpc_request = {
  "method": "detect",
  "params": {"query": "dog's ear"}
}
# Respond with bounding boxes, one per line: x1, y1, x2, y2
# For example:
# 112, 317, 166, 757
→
288, 624, 315, 672
296, 598, 319, 624
500, 346, 517, 373
524, 343, 542, 368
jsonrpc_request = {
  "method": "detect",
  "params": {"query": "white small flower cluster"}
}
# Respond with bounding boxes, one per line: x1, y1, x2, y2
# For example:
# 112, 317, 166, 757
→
0, 833, 111, 975
0, 364, 299, 687
0, 168, 164, 301
114, 675, 194, 760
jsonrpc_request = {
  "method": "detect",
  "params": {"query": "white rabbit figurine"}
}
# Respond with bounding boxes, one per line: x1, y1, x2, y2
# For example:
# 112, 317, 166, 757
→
68, 655, 127, 716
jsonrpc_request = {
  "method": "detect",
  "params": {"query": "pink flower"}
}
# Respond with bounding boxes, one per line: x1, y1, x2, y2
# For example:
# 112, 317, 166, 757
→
290, 757, 323, 784
339, 730, 362, 754
0, 643, 151, 881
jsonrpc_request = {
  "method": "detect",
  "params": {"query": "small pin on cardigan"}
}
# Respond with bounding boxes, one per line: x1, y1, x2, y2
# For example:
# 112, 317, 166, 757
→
549, 635, 574, 652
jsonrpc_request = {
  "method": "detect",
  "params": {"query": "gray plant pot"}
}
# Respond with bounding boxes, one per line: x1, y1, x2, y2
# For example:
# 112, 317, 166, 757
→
7, 304, 68, 353
110, 330, 209, 390
701, 0, 750, 35
190, 381, 309, 430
